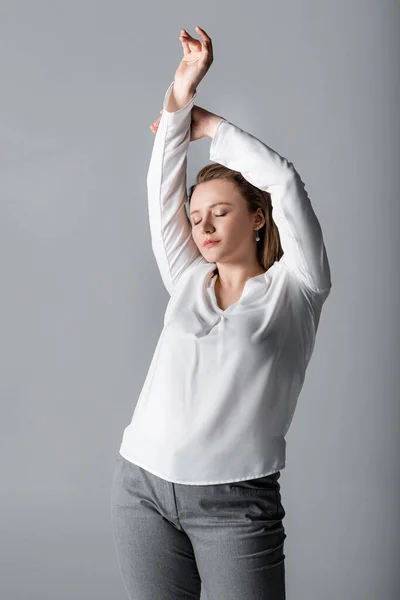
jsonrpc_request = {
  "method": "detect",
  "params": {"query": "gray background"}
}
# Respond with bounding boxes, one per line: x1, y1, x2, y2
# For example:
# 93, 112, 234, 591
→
1, 1, 399, 598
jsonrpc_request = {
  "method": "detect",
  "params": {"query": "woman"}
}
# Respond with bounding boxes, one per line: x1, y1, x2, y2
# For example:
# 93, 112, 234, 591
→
111, 26, 331, 600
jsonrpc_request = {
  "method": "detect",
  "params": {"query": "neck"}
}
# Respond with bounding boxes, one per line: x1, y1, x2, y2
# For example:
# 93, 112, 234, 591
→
214, 265, 267, 289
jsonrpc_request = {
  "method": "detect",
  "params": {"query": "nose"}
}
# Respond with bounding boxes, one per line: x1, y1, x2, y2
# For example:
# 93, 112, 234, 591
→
200, 219, 215, 234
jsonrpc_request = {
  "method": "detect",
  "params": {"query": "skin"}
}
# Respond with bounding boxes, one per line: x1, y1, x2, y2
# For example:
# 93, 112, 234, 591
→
189, 180, 266, 292
150, 26, 266, 293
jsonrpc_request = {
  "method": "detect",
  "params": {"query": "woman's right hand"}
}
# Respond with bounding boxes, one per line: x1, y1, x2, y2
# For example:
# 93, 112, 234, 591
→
150, 105, 221, 142
173, 26, 214, 94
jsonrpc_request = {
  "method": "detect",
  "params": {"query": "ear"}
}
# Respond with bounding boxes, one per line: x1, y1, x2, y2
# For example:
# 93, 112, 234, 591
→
254, 208, 265, 228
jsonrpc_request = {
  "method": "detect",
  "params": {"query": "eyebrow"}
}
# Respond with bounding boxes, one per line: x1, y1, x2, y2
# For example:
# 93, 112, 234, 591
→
189, 202, 233, 216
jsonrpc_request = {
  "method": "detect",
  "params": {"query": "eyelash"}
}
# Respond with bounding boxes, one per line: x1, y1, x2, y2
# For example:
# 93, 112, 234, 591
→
192, 212, 227, 226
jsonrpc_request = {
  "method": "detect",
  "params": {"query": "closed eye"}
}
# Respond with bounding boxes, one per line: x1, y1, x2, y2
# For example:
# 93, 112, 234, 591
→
192, 212, 227, 226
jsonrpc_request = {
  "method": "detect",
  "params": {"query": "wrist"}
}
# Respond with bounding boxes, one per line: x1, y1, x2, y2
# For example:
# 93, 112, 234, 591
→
166, 84, 196, 113
173, 81, 197, 99
205, 115, 223, 139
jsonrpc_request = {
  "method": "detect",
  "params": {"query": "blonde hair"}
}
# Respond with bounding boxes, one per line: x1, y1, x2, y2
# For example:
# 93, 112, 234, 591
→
188, 163, 283, 276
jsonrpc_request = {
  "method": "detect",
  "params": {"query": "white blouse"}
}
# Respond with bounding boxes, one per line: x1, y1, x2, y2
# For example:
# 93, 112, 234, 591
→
118, 81, 332, 485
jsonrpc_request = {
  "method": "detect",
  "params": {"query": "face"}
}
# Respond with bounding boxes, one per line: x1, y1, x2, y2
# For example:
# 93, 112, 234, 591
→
189, 179, 263, 263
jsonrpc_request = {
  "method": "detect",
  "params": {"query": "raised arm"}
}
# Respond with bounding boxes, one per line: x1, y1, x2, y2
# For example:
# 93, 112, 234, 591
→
146, 81, 209, 295
146, 27, 214, 295
209, 119, 332, 294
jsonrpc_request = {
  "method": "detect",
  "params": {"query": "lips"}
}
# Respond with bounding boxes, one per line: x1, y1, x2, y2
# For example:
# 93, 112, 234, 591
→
204, 240, 220, 248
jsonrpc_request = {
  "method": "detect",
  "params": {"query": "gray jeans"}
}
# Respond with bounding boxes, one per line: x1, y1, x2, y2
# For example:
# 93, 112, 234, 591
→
110, 453, 286, 599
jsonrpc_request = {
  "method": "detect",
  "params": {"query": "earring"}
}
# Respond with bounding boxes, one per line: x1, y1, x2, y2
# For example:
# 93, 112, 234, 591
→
255, 230, 260, 242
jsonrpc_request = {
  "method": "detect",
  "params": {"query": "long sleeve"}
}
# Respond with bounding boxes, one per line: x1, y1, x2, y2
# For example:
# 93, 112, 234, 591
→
146, 81, 208, 295
209, 119, 332, 294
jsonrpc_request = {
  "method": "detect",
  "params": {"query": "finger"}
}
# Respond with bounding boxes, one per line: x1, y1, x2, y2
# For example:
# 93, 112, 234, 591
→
180, 28, 195, 41
195, 26, 212, 53
180, 38, 191, 53
180, 28, 203, 51
195, 26, 211, 44
149, 110, 164, 131
179, 30, 192, 53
